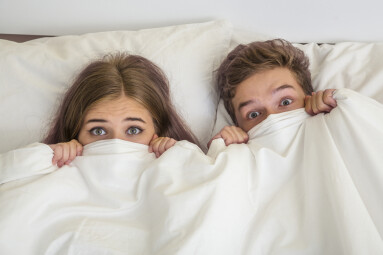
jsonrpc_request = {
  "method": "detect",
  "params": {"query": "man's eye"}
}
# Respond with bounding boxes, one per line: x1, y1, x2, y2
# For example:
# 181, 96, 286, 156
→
247, 111, 260, 119
127, 127, 142, 135
90, 127, 106, 136
280, 99, 292, 106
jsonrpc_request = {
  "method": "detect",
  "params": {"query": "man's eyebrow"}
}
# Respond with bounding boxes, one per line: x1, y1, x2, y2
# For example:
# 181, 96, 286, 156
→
237, 84, 296, 111
238, 100, 255, 111
273, 84, 295, 94
85, 117, 146, 124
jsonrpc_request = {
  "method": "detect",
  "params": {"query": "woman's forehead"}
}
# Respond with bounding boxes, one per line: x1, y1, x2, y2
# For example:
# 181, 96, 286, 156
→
85, 96, 151, 119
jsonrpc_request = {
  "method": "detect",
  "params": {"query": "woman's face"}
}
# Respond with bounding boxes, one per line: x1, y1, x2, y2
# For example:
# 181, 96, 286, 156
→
78, 96, 156, 146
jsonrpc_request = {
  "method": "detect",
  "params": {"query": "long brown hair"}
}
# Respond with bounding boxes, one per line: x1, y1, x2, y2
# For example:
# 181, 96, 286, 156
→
43, 53, 199, 147
216, 39, 313, 125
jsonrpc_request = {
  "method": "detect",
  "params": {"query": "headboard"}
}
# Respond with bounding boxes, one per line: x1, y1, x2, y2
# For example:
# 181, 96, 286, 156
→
0, 34, 50, 42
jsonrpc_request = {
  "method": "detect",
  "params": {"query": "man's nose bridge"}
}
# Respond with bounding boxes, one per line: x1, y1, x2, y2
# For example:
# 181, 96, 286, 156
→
265, 107, 278, 117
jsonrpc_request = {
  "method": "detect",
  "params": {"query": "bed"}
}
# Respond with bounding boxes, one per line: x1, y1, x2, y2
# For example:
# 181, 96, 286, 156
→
1, 17, 383, 254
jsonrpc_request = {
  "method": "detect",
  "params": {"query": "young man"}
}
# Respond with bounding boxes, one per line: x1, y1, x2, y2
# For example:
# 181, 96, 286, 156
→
209, 39, 337, 147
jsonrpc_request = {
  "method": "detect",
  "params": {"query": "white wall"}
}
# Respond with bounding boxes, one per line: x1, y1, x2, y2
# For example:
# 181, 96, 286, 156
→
1, 0, 383, 43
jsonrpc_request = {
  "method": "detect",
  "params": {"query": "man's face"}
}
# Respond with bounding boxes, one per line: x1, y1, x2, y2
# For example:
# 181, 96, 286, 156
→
232, 67, 306, 132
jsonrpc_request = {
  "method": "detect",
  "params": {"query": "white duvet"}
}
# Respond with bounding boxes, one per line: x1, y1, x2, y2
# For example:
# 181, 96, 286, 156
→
1, 88, 382, 255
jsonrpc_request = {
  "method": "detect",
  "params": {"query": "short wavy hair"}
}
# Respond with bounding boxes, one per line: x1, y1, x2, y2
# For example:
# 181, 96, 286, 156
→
216, 39, 313, 124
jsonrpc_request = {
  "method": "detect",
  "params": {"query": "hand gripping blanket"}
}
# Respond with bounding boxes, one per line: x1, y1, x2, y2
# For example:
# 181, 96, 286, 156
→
0, 88, 382, 254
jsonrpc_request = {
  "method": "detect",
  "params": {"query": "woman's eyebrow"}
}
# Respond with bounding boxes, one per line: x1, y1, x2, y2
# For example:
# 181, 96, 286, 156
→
85, 119, 107, 123
124, 117, 146, 123
85, 117, 146, 124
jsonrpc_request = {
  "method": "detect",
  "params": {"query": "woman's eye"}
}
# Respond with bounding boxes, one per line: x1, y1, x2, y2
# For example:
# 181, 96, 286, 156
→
126, 127, 142, 135
247, 111, 260, 119
280, 99, 293, 106
90, 127, 106, 136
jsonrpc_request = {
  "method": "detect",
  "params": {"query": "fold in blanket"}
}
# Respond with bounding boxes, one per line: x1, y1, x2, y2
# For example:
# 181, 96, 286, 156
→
0, 88, 382, 254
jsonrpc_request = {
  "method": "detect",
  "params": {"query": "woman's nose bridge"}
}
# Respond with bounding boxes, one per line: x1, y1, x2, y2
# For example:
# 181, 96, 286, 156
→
110, 130, 125, 140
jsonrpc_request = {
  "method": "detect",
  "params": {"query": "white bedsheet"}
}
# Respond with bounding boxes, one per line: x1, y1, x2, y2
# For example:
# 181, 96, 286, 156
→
1, 88, 382, 254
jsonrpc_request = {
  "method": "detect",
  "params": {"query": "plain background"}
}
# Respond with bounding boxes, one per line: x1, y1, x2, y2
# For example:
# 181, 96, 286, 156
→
1, 0, 383, 43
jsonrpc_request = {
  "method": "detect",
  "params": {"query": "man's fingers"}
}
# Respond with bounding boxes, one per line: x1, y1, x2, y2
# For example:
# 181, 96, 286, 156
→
315, 90, 332, 113
323, 89, 337, 107
311, 91, 320, 114
221, 128, 235, 146
305, 95, 314, 115
305, 90, 338, 116
207, 134, 222, 148
221, 126, 248, 145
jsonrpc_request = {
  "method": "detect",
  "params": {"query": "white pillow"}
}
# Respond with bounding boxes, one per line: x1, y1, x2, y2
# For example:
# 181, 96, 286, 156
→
297, 42, 383, 102
0, 20, 232, 153
212, 31, 383, 135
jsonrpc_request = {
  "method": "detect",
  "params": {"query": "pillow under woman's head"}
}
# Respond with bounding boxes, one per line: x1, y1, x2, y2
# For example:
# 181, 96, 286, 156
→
0, 20, 232, 153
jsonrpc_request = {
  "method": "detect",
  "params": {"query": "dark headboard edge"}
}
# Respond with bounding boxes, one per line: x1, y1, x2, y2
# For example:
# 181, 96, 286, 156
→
0, 34, 52, 42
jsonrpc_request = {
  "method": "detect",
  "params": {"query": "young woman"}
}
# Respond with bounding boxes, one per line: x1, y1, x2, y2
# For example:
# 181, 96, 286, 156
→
45, 53, 200, 167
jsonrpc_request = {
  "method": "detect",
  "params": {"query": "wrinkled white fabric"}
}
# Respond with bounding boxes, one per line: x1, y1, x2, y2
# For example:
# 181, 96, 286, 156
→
1, 88, 382, 254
